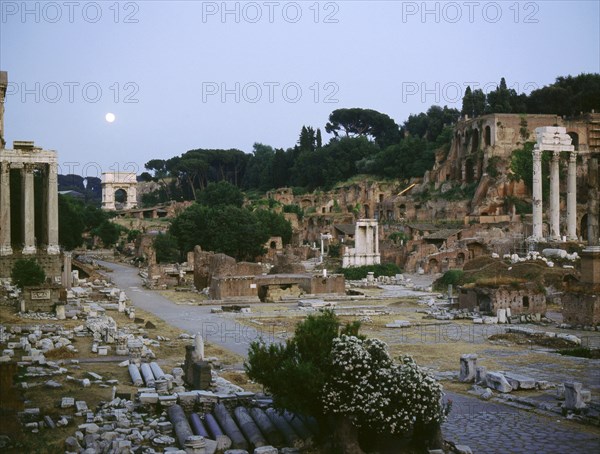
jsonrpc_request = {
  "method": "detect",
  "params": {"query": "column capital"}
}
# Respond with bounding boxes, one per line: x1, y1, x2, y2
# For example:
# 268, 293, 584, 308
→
569, 151, 577, 163
551, 150, 561, 161
532, 146, 542, 159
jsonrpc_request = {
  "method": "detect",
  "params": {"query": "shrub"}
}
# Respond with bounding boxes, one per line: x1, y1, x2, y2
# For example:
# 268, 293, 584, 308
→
338, 263, 402, 280
433, 269, 464, 291
11, 259, 46, 289
324, 335, 448, 434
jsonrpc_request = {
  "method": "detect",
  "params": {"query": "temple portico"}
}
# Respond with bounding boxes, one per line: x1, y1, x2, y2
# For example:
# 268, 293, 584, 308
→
531, 127, 576, 242
0, 143, 60, 257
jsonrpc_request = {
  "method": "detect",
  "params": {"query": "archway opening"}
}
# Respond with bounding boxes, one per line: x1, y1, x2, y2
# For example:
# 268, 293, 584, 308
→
428, 258, 439, 273
484, 126, 491, 146
581, 214, 588, 242
471, 129, 479, 153
465, 159, 475, 184
114, 188, 127, 209
567, 132, 579, 151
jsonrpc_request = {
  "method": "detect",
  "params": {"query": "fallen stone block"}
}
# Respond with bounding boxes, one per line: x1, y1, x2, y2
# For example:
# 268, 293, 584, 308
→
503, 372, 536, 390
385, 320, 411, 328
486, 372, 512, 393
61, 397, 75, 408
254, 447, 278, 454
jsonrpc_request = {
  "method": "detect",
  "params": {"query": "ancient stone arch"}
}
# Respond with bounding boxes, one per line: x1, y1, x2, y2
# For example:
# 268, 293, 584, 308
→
101, 172, 137, 211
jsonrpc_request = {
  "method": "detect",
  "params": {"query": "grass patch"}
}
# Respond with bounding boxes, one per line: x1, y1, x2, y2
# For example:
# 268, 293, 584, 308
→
558, 347, 600, 359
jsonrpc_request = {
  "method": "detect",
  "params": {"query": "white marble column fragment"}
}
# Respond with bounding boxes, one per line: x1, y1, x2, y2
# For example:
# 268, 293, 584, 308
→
567, 152, 578, 241
46, 162, 60, 254
531, 146, 543, 241
549, 151, 561, 241
62, 251, 72, 289
0, 162, 12, 255
21, 164, 36, 254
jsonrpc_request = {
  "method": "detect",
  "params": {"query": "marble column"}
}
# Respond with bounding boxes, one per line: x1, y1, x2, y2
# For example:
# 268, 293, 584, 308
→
549, 151, 561, 241
566, 152, 578, 241
21, 164, 36, 254
46, 163, 60, 254
531, 146, 543, 241
0, 162, 12, 255
62, 252, 72, 289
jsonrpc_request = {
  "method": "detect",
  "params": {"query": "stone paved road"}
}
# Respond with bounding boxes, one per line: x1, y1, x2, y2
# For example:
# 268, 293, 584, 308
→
442, 393, 600, 453
100, 260, 600, 454
97, 260, 278, 357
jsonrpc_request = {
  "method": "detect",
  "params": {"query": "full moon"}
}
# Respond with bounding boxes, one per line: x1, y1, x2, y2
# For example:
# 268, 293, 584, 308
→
105, 113, 116, 123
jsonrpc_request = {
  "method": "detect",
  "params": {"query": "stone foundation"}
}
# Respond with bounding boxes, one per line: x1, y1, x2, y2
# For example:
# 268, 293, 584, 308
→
0, 252, 61, 281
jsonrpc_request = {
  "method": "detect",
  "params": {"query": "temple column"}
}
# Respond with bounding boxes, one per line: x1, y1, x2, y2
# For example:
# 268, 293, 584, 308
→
21, 164, 36, 254
531, 146, 543, 241
62, 251, 72, 289
549, 151, 561, 241
0, 161, 12, 255
566, 152, 578, 241
46, 162, 59, 254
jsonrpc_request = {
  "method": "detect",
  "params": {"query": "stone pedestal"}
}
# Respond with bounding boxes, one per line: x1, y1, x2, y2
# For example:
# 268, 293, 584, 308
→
459, 354, 478, 382
580, 247, 600, 285
564, 382, 586, 410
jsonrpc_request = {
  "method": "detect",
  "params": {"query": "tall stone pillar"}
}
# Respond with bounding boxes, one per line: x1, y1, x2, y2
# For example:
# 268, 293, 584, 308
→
46, 163, 60, 254
549, 151, 561, 241
531, 146, 543, 241
566, 152, 578, 241
21, 164, 36, 254
0, 161, 12, 255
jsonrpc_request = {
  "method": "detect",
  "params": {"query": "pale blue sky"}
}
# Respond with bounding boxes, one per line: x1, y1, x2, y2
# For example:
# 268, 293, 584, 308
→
1, 0, 599, 177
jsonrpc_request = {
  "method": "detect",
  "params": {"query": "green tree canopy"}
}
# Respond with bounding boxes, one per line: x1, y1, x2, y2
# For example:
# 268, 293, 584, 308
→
92, 221, 123, 247
169, 204, 278, 261
12, 259, 46, 289
153, 232, 180, 263
196, 181, 244, 208
254, 209, 293, 245
58, 195, 85, 250
325, 108, 402, 148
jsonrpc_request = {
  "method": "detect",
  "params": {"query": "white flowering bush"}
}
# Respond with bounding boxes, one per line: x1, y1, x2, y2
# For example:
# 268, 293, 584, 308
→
323, 334, 447, 435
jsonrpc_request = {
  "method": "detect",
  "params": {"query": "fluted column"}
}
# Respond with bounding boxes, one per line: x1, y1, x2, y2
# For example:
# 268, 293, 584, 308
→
549, 151, 561, 241
531, 146, 543, 241
0, 161, 12, 255
46, 163, 60, 254
566, 152, 578, 241
21, 164, 36, 254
